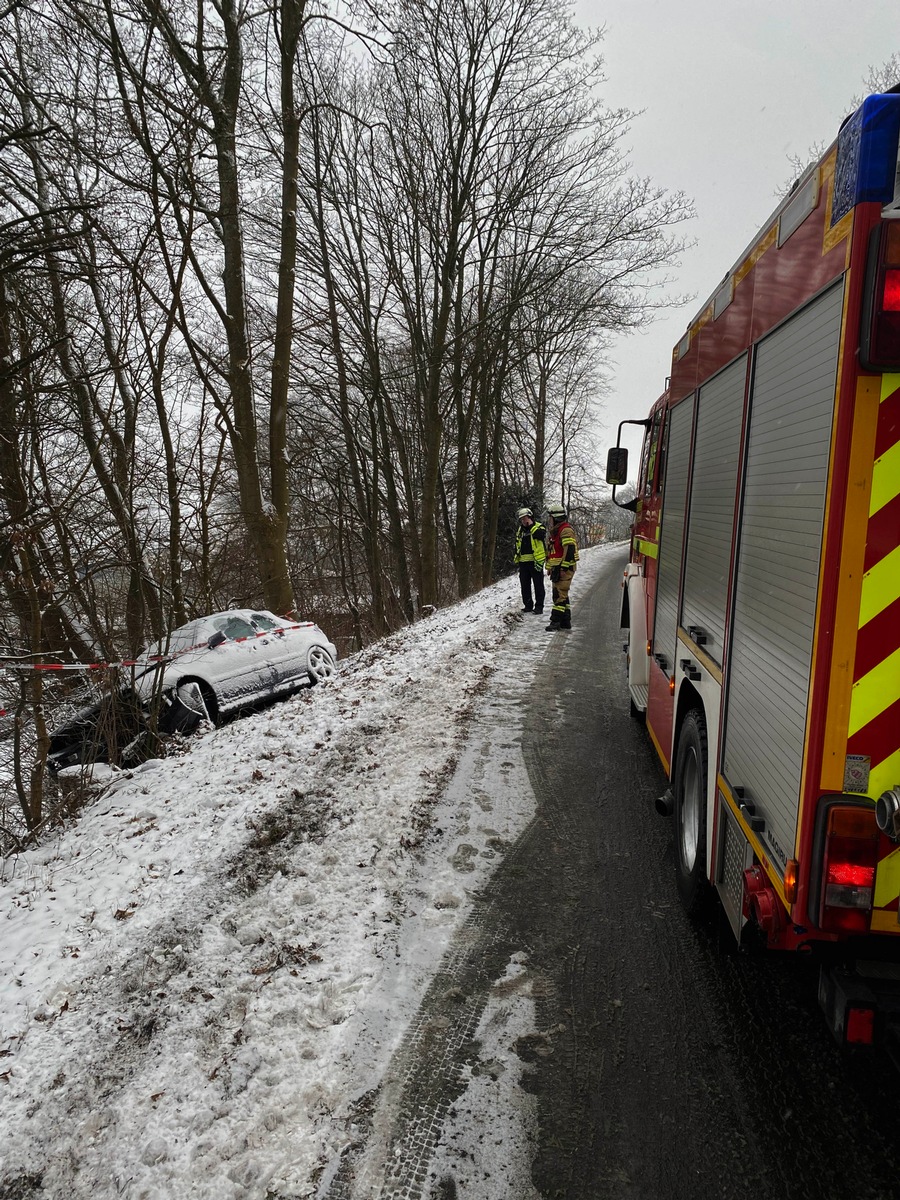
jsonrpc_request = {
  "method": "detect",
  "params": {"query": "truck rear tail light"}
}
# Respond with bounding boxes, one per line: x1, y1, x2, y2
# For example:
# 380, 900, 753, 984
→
860, 222, 900, 370
819, 806, 878, 934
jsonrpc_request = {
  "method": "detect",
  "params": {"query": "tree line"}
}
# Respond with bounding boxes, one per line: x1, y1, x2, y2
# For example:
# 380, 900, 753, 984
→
0, 0, 688, 833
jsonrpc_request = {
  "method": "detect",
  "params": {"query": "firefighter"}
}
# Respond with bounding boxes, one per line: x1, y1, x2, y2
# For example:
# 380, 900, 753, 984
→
544, 504, 579, 630
513, 507, 546, 614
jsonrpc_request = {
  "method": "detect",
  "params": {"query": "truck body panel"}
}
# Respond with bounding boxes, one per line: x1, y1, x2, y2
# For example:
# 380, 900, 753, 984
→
616, 91, 900, 1046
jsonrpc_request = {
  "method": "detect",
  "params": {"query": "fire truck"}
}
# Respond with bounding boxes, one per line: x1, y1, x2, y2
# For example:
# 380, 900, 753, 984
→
606, 89, 900, 1052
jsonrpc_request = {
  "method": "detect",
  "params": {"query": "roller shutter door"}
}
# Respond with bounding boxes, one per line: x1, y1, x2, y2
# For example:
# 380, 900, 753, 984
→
722, 282, 843, 877
681, 354, 748, 666
652, 397, 694, 674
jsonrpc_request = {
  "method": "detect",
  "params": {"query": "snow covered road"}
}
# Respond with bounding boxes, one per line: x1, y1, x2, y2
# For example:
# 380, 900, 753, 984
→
0, 545, 622, 1200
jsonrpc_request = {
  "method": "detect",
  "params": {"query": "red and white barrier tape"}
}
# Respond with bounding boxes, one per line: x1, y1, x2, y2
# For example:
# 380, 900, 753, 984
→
0, 622, 317, 672
1, 660, 159, 672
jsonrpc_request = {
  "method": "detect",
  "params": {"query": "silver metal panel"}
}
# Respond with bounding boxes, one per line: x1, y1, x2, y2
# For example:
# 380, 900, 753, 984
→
652, 398, 693, 673
681, 354, 747, 665
777, 171, 818, 246
722, 282, 843, 878
717, 798, 750, 939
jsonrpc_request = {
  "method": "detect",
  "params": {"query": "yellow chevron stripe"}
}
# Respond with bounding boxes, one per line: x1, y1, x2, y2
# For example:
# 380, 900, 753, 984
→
882, 372, 900, 403
870, 746, 900, 813
848, 646, 900, 736
870, 439, 900, 516
871, 749, 900, 914
859, 543, 900, 627
875, 839, 900, 910
872, 749, 900, 916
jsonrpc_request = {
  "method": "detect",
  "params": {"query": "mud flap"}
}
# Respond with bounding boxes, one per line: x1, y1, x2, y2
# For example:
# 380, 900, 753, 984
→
819, 967, 877, 1047
818, 963, 900, 1058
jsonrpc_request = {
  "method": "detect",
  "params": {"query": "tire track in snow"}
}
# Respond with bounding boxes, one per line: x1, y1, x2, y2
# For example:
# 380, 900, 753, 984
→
317, 625, 556, 1200
318, 549, 626, 1200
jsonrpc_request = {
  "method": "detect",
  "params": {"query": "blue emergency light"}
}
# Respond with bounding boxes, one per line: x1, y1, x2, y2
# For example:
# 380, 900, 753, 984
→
832, 93, 900, 225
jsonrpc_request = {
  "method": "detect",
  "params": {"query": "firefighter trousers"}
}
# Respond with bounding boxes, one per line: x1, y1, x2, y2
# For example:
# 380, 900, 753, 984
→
548, 567, 575, 627
518, 563, 545, 612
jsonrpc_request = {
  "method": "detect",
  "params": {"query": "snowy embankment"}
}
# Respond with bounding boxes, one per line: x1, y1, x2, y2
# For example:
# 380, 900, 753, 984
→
0, 547, 616, 1199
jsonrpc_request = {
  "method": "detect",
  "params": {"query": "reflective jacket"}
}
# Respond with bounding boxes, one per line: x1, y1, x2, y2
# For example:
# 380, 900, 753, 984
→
546, 520, 579, 570
514, 521, 546, 566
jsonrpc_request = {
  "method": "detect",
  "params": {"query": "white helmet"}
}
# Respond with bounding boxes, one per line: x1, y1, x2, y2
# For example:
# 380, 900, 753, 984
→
516, 507, 533, 519
547, 504, 567, 519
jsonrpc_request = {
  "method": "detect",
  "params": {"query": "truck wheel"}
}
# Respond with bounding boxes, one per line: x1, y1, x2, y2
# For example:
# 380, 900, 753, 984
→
674, 709, 711, 915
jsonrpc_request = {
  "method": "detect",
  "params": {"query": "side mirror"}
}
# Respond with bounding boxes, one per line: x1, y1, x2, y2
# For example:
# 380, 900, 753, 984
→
208, 630, 227, 649
606, 446, 629, 486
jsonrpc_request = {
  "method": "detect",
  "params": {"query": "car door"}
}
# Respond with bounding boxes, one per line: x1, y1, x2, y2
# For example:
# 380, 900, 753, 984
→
203, 615, 279, 707
247, 611, 302, 688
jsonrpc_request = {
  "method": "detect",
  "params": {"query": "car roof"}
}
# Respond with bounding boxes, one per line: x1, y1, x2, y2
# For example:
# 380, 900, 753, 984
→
170, 609, 284, 635
143, 610, 288, 655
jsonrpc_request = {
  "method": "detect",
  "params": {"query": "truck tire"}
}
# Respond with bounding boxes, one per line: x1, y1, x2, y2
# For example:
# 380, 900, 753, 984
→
674, 708, 711, 916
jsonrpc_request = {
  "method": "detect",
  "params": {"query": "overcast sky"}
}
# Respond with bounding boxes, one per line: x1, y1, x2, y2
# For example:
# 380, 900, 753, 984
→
574, 0, 899, 466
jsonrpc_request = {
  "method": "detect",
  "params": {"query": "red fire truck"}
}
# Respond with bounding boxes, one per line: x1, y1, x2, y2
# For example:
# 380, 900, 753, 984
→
607, 89, 900, 1052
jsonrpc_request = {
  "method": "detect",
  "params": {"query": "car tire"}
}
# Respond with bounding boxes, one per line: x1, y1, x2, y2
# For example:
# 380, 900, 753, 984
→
172, 678, 219, 728
673, 708, 712, 916
306, 645, 336, 685
159, 687, 202, 734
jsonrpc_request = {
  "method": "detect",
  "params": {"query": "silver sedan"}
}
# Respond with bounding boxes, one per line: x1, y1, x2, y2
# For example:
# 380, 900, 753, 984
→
135, 608, 338, 730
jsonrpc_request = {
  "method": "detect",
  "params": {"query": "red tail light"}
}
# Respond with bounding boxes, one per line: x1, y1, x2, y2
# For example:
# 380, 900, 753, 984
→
845, 1006, 875, 1045
819, 806, 878, 934
861, 222, 900, 370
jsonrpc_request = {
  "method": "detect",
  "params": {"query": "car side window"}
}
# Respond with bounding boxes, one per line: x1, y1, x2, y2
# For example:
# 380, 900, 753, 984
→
250, 613, 279, 631
213, 616, 256, 641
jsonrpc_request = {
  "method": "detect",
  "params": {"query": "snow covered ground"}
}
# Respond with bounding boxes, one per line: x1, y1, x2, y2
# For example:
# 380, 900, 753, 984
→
0, 546, 617, 1199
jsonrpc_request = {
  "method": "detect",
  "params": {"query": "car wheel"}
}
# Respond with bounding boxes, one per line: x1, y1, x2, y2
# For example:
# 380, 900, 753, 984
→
306, 645, 336, 685
174, 679, 219, 728
159, 684, 202, 734
673, 709, 711, 916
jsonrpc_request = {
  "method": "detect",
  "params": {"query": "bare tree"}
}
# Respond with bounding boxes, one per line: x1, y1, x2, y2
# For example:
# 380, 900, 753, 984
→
852, 52, 900, 105
344, 0, 689, 605
0, 0, 695, 833
53, 0, 315, 616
